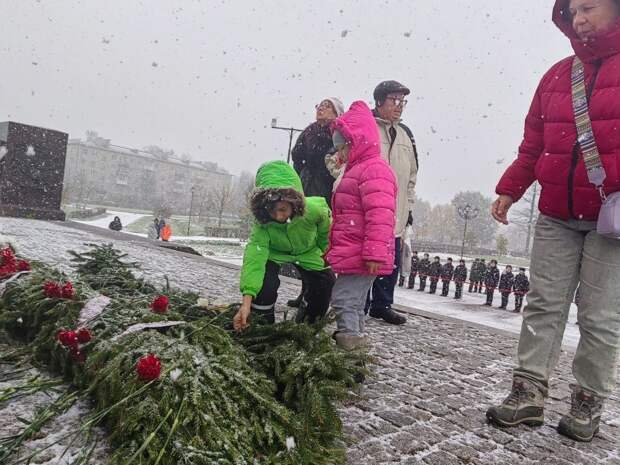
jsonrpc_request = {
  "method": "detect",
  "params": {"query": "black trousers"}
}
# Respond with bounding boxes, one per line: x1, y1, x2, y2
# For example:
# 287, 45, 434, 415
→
441, 280, 450, 296
253, 261, 335, 324
429, 278, 438, 294
514, 294, 524, 312
366, 238, 401, 312
455, 282, 464, 299
468, 281, 475, 293
500, 292, 510, 308
485, 287, 495, 305
418, 276, 427, 291
408, 272, 417, 289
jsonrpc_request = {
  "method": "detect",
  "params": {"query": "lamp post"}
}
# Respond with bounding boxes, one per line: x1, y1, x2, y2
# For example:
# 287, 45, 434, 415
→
187, 186, 195, 236
271, 118, 303, 163
457, 203, 480, 260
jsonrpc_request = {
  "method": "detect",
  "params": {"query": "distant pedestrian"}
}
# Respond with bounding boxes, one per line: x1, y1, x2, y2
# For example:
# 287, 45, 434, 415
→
513, 268, 529, 313
147, 219, 159, 240
417, 253, 431, 291
468, 258, 480, 293
408, 250, 419, 289
108, 216, 122, 232
440, 257, 454, 297
160, 222, 172, 242
428, 256, 441, 294
498, 265, 515, 309
484, 260, 499, 306
454, 259, 468, 299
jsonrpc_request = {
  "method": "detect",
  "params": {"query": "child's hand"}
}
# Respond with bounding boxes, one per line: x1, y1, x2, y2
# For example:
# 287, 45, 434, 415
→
366, 261, 381, 275
233, 302, 252, 332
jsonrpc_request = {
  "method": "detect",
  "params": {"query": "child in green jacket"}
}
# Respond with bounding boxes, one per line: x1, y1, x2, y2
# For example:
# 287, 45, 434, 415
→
233, 161, 335, 331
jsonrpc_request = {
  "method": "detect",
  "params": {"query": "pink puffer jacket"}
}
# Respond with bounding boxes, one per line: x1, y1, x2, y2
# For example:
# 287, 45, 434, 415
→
326, 101, 397, 276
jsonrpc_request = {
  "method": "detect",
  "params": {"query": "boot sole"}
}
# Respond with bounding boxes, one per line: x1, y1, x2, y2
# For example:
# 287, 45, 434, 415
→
486, 412, 544, 428
557, 424, 599, 442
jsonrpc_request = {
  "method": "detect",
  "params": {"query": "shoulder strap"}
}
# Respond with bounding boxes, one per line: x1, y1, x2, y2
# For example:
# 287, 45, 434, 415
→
571, 56, 606, 195
398, 123, 420, 171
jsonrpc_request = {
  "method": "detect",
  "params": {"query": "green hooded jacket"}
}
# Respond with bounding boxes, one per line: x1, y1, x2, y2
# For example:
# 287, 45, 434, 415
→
240, 161, 331, 297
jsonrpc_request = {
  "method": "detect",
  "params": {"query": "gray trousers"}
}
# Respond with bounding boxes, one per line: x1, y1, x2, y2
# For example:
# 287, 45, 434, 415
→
515, 215, 620, 398
331, 274, 376, 336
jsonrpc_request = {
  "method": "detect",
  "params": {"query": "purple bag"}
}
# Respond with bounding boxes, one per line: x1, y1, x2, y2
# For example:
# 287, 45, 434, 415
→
571, 57, 620, 239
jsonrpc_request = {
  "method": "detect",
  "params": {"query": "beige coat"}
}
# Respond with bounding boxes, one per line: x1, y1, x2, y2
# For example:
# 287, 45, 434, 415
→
375, 116, 418, 238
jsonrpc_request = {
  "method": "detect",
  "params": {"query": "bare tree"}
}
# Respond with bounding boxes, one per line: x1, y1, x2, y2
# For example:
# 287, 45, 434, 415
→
209, 180, 235, 228
511, 184, 539, 254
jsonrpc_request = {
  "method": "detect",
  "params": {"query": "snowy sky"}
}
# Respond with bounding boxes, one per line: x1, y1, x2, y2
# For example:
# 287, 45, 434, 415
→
1, 0, 571, 204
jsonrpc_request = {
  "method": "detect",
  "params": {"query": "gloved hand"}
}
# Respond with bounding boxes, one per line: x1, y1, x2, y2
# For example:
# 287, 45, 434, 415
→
407, 210, 413, 226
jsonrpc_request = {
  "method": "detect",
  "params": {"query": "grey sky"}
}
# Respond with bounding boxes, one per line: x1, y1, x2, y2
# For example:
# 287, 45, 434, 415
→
1, 0, 570, 204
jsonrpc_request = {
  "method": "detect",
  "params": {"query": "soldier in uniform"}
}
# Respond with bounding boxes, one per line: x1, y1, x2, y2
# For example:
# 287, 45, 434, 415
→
499, 265, 515, 309
428, 256, 442, 294
408, 250, 419, 289
454, 259, 468, 300
469, 258, 480, 293
440, 257, 454, 297
417, 253, 431, 292
484, 260, 500, 306
513, 267, 530, 313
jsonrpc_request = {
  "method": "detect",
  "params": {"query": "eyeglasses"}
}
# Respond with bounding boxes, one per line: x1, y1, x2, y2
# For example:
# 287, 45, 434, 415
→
315, 102, 334, 111
385, 97, 408, 108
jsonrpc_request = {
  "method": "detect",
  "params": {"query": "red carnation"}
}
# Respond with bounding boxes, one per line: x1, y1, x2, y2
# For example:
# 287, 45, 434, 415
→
76, 327, 92, 343
57, 330, 79, 348
61, 282, 75, 299
150, 295, 169, 314
136, 354, 161, 381
0, 264, 17, 278
16, 260, 31, 272
0, 247, 15, 265
44, 281, 63, 299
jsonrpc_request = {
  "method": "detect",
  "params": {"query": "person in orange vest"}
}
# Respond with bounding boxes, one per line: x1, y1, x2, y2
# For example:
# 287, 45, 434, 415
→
160, 221, 172, 241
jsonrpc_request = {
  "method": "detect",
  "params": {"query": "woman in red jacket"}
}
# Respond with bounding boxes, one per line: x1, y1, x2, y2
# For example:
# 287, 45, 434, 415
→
487, 0, 620, 442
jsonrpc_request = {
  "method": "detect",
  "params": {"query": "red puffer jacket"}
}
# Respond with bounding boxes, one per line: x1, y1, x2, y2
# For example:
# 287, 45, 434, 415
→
496, 1, 620, 221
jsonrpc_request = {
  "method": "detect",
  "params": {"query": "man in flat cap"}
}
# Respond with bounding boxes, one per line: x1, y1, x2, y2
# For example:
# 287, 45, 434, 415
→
366, 80, 420, 325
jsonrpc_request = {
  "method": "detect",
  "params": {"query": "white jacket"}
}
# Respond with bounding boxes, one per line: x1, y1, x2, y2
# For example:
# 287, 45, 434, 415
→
375, 115, 418, 238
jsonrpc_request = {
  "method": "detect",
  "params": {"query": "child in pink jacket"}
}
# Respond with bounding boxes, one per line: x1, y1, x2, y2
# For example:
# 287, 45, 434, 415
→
326, 101, 397, 350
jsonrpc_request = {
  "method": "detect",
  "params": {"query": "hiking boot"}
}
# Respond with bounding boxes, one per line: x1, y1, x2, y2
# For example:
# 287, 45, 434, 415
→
334, 332, 369, 351
398, 276, 405, 287
486, 377, 545, 427
369, 307, 406, 325
557, 385, 603, 442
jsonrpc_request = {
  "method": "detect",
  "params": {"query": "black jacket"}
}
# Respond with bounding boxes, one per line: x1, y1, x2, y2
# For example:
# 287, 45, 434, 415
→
410, 255, 419, 273
108, 217, 122, 231
440, 263, 454, 281
499, 272, 515, 293
419, 258, 431, 276
291, 122, 334, 204
454, 264, 468, 283
429, 261, 441, 279
485, 267, 500, 288
514, 273, 530, 294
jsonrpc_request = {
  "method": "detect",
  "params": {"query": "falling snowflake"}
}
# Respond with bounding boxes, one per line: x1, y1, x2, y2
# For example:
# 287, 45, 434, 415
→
25, 145, 36, 156
341, 30, 348, 38
152, 62, 159, 68
0, 146, 7, 161
527, 324, 537, 336
286, 437, 296, 451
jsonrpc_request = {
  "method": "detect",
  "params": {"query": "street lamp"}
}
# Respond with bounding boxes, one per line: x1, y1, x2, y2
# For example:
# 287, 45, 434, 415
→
187, 186, 196, 236
271, 118, 303, 164
457, 203, 480, 260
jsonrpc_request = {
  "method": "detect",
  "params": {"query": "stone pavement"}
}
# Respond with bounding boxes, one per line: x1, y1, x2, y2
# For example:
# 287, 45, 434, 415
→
1, 218, 619, 465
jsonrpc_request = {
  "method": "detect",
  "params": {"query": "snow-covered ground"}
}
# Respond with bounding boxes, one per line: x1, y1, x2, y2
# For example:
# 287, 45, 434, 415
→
74, 210, 146, 229
393, 284, 580, 348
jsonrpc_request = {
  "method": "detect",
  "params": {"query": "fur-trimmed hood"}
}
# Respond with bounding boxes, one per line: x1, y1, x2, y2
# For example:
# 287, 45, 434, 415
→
251, 161, 305, 224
